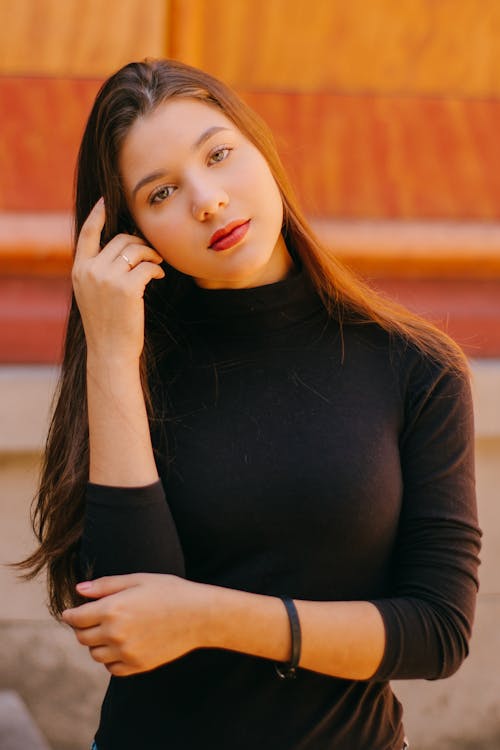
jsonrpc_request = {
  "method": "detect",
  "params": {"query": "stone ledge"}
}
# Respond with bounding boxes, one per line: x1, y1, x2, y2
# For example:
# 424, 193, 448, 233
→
0, 622, 106, 750
0, 360, 498, 453
0, 691, 51, 750
394, 594, 500, 748
0, 366, 59, 452
470, 360, 500, 440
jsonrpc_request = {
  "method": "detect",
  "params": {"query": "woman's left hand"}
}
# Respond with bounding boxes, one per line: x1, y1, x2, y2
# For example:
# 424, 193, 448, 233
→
61, 573, 209, 676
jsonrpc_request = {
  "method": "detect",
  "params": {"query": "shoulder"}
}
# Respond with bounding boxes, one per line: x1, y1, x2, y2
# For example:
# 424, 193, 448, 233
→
395, 335, 470, 409
383, 334, 474, 449
346, 315, 469, 385
341, 317, 472, 417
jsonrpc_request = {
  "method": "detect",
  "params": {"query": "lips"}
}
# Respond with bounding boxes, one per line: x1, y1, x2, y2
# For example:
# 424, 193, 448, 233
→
209, 219, 250, 251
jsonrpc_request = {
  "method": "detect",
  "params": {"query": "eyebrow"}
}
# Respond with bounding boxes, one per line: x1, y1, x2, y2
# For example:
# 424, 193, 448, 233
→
131, 125, 232, 199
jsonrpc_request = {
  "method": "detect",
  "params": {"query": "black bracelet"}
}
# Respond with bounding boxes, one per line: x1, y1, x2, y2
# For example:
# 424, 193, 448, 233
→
274, 596, 301, 680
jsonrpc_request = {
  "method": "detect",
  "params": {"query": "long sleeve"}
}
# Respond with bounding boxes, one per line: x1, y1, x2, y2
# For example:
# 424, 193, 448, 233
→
371, 358, 481, 681
78, 479, 185, 581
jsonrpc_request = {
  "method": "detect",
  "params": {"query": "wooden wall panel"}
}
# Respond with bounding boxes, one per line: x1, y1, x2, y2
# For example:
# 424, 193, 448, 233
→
2, 1, 500, 216
3, 80, 500, 217
243, 93, 500, 219
3, 274, 500, 363
1, 0, 499, 363
371, 278, 500, 358
169, 0, 500, 97
0, 78, 102, 210
0, 277, 69, 363
0, 0, 166, 76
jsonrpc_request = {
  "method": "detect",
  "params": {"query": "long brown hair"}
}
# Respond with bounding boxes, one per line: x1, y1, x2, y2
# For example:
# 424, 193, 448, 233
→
13, 58, 468, 618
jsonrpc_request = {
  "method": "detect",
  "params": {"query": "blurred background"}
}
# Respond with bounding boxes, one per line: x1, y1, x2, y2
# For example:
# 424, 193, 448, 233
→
0, 1, 499, 748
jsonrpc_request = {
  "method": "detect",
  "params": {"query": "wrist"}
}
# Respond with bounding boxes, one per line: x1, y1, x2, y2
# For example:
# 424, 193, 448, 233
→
86, 350, 141, 376
194, 582, 222, 650
195, 583, 291, 663
273, 597, 301, 679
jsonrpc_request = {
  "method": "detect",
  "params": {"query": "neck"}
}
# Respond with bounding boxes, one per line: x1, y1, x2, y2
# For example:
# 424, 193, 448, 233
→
176, 262, 325, 337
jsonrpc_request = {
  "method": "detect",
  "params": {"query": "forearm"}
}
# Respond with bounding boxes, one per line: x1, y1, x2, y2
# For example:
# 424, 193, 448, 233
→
82, 355, 186, 580
201, 584, 385, 681
87, 353, 158, 486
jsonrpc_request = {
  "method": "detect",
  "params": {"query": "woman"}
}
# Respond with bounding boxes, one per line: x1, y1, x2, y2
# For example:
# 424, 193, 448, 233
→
18, 59, 481, 749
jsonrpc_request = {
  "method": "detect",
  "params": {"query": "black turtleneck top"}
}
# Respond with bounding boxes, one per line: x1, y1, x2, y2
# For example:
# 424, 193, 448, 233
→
80, 266, 481, 750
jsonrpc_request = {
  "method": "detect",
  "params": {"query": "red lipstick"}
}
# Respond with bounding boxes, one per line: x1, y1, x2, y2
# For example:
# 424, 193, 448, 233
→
209, 220, 250, 251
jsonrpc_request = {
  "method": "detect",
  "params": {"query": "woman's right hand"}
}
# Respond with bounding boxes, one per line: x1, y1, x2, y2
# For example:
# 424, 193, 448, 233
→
72, 198, 165, 363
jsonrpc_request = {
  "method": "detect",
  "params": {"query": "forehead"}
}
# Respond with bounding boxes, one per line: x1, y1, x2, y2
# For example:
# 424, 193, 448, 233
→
120, 97, 238, 169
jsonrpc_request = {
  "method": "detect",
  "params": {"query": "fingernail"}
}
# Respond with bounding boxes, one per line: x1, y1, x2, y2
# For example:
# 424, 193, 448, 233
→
77, 582, 92, 591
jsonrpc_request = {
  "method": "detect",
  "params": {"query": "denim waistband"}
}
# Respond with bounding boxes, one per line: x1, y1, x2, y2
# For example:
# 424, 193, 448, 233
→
91, 738, 410, 749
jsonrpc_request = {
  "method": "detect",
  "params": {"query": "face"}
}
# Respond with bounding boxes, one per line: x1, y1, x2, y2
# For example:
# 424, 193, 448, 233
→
119, 97, 295, 289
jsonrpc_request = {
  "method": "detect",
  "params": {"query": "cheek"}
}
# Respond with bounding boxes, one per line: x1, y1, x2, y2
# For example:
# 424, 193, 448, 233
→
141, 211, 188, 255
242, 147, 282, 215
256, 161, 282, 211
258, 170, 283, 227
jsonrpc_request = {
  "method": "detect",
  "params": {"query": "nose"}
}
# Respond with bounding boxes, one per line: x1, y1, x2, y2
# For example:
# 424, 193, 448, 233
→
190, 178, 229, 221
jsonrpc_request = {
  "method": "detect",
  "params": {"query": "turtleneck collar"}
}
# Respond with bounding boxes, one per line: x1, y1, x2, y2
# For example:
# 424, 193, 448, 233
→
175, 264, 326, 335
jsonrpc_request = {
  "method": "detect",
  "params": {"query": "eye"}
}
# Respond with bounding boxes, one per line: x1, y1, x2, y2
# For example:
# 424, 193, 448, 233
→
208, 146, 232, 165
149, 185, 176, 205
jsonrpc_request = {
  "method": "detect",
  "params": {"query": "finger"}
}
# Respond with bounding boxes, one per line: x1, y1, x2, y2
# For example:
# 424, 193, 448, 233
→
112, 244, 165, 270
73, 625, 105, 647
75, 574, 141, 600
106, 661, 134, 677
88, 645, 118, 664
125, 261, 167, 287
75, 198, 106, 261
97, 232, 148, 261
62, 601, 102, 629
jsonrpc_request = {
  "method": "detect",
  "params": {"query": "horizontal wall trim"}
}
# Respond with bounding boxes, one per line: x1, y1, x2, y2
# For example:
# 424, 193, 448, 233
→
0, 212, 72, 275
2, 213, 500, 279
312, 219, 500, 279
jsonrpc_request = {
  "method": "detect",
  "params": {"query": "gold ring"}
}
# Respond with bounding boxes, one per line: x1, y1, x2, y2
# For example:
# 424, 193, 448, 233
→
120, 253, 133, 270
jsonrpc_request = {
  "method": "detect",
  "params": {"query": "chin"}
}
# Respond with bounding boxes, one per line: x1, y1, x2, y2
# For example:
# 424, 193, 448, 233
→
223, 252, 277, 284
194, 250, 277, 289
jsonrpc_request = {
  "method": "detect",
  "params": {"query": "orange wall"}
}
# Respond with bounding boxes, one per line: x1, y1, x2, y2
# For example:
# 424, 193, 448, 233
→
169, 0, 500, 98
0, 0, 167, 76
2, 0, 500, 218
1, 0, 500, 361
